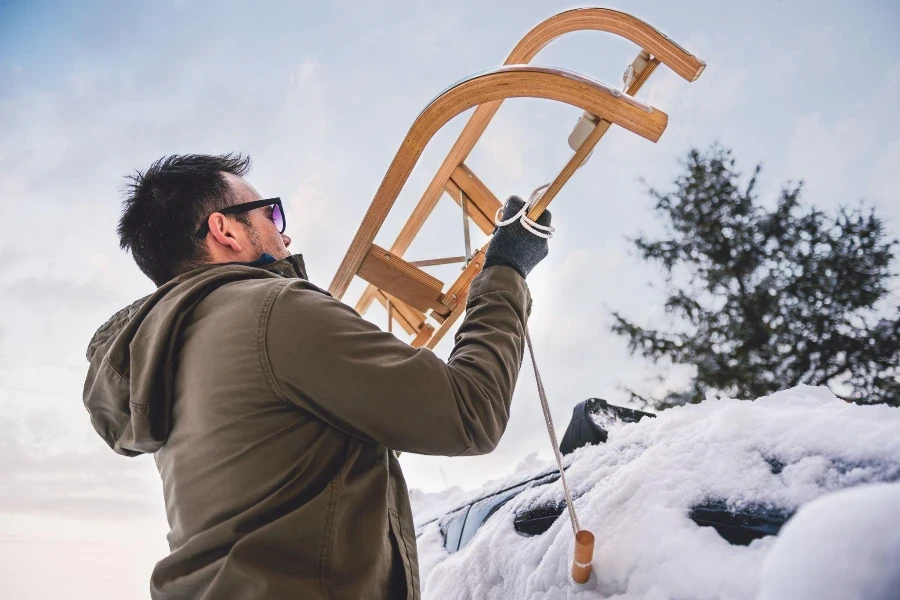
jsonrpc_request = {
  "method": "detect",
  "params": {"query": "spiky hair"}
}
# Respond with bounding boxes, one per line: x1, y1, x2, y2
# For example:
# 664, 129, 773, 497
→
118, 153, 252, 285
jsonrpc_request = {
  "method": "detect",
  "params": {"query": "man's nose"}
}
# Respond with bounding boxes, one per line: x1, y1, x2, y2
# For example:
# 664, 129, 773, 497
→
282, 233, 292, 248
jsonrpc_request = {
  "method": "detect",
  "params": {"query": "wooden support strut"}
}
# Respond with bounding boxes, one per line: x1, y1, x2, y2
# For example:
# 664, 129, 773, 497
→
444, 177, 495, 236
423, 248, 486, 347
347, 6, 704, 314
425, 302, 466, 351
430, 249, 485, 325
411, 324, 436, 348
375, 289, 436, 346
374, 290, 427, 335
527, 56, 661, 221
449, 164, 503, 235
357, 244, 450, 317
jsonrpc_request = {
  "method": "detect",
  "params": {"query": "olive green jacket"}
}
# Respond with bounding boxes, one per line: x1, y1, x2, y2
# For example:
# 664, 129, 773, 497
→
83, 255, 531, 599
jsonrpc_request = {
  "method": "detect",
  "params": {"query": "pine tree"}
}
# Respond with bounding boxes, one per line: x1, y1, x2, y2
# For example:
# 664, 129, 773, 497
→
612, 145, 899, 409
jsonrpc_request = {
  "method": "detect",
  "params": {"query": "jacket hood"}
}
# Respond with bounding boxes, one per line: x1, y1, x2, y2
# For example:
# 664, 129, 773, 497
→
82, 254, 309, 457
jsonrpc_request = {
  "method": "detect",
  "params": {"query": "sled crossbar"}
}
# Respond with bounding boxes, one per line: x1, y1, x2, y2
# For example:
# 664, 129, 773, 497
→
408, 256, 468, 268
357, 245, 451, 317
330, 7, 704, 349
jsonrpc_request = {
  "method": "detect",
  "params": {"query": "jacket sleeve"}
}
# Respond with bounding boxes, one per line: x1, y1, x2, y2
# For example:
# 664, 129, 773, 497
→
263, 265, 531, 456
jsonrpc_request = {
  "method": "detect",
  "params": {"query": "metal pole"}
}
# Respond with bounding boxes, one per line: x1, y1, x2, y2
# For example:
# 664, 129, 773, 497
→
386, 298, 393, 333
461, 189, 472, 267
408, 256, 467, 267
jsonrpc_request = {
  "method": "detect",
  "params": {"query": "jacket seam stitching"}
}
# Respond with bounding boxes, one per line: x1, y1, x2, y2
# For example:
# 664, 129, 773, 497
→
468, 284, 529, 304
104, 356, 158, 412
104, 355, 130, 383
318, 431, 343, 598
439, 366, 474, 458
258, 281, 293, 404
257, 279, 342, 596
390, 507, 416, 596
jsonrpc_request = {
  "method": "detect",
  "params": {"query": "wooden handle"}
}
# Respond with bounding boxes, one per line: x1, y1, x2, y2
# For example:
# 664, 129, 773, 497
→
571, 529, 595, 584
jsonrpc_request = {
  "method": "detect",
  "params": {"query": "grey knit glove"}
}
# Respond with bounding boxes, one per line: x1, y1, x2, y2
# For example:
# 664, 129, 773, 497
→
483, 196, 552, 279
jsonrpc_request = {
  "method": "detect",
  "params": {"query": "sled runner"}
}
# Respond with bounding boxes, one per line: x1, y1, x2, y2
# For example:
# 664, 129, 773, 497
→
329, 7, 705, 349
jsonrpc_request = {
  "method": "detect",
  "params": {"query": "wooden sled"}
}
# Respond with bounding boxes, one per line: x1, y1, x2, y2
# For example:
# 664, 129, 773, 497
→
328, 8, 705, 350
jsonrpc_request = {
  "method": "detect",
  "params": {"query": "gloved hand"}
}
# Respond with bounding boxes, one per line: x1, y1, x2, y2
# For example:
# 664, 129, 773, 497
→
483, 196, 552, 279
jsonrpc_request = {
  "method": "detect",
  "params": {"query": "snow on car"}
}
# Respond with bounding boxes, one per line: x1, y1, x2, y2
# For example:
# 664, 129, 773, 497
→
410, 386, 900, 599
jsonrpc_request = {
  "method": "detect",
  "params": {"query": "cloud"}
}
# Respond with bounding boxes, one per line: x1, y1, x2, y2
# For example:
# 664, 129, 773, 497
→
286, 57, 328, 134
0, 389, 161, 519
282, 175, 347, 275
3, 275, 120, 311
0, 245, 137, 379
477, 111, 529, 180
780, 62, 900, 222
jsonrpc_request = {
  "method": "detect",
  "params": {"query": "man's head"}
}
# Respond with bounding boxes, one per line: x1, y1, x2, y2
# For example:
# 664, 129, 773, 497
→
118, 154, 292, 286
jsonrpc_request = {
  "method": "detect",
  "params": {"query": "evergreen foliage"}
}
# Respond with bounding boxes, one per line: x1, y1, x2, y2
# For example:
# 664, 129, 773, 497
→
613, 145, 899, 409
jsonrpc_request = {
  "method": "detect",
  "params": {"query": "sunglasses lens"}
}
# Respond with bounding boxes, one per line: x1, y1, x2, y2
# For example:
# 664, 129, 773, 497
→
272, 204, 285, 233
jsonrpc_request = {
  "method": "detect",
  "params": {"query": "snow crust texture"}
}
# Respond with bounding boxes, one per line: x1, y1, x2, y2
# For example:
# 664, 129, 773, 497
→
411, 386, 900, 600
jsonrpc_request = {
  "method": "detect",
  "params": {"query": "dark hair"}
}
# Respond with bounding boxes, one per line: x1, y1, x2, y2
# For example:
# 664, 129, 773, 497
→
118, 153, 252, 285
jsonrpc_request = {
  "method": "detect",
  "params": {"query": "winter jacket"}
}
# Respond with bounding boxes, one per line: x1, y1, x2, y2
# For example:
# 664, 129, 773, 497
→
82, 254, 531, 599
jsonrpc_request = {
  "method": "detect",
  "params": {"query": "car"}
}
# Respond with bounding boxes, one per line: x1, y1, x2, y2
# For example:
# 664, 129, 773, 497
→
415, 395, 900, 557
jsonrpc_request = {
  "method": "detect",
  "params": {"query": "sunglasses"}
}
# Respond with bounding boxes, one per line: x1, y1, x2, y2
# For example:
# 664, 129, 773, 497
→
195, 197, 286, 238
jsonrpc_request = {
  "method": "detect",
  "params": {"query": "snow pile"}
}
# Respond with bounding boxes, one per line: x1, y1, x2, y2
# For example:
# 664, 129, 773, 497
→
410, 486, 471, 526
412, 386, 900, 600
758, 483, 900, 600
410, 452, 554, 527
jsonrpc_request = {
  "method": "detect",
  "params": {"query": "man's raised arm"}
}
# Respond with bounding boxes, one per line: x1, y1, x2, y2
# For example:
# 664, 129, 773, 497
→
265, 197, 551, 455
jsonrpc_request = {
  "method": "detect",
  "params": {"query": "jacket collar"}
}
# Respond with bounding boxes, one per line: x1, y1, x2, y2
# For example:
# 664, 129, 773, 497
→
171, 253, 310, 286
251, 253, 309, 281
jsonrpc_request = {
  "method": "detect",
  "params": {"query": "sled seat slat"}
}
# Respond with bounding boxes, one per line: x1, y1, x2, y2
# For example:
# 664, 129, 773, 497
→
357, 244, 451, 317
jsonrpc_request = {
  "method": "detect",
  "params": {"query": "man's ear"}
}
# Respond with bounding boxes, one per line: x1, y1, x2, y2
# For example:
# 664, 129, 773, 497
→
207, 213, 244, 253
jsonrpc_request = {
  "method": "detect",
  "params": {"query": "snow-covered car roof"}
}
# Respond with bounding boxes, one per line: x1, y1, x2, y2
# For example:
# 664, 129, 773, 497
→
411, 386, 900, 599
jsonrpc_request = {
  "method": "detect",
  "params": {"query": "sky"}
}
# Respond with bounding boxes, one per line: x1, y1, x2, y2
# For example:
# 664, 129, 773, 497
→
0, 0, 898, 597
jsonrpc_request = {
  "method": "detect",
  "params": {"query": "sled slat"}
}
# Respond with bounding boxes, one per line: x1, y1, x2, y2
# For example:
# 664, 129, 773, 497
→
411, 324, 436, 348
444, 177, 496, 235
426, 302, 467, 349
431, 250, 485, 325
449, 164, 503, 233
374, 290, 427, 335
358, 245, 450, 316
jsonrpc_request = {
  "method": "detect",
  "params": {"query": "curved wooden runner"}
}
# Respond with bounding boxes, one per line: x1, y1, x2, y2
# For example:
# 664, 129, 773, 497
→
328, 7, 705, 349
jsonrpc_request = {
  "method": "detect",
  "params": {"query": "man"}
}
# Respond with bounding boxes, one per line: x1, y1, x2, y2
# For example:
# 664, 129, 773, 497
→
83, 153, 551, 599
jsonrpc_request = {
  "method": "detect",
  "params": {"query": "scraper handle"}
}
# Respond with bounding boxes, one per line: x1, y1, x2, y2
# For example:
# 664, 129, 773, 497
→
571, 529, 595, 584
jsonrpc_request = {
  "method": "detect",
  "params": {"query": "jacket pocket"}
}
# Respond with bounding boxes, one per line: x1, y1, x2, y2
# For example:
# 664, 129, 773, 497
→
388, 508, 419, 600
